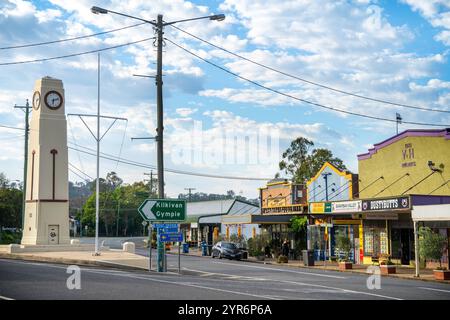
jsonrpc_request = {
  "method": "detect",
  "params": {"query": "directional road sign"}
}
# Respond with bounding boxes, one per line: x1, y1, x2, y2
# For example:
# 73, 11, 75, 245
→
153, 223, 179, 229
138, 199, 186, 222
159, 232, 183, 242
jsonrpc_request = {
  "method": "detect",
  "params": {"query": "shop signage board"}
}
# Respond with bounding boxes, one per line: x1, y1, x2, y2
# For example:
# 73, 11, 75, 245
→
364, 213, 398, 220
138, 199, 186, 222
261, 204, 303, 215
362, 196, 410, 212
309, 202, 332, 213
331, 200, 362, 213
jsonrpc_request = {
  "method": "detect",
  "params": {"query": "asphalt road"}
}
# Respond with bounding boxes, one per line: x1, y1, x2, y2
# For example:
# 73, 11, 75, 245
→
1, 252, 450, 300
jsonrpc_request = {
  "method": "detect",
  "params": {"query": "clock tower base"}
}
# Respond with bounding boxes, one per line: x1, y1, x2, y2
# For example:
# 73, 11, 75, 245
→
21, 201, 70, 245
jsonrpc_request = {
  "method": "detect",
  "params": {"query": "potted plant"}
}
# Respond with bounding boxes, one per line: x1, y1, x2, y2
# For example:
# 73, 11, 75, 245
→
379, 254, 396, 274
419, 227, 450, 280
248, 234, 268, 261
335, 233, 353, 270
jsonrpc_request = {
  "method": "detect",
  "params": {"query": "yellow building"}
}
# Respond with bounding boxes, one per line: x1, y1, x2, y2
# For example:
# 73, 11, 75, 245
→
358, 129, 450, 198
358, 129, 450, 265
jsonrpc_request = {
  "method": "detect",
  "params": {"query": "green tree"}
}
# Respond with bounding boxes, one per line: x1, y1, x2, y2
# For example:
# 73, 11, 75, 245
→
289, 216, 308, 256
0, 187, 22, 229
419, 227, 448, 269
279, 137, 346, 183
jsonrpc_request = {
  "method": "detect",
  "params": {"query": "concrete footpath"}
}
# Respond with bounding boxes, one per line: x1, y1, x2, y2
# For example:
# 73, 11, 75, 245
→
0, 249, 150, 271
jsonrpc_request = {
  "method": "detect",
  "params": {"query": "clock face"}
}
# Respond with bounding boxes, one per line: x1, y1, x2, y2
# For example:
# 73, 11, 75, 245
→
32, 91, 41, 110
44, 90, 63, 110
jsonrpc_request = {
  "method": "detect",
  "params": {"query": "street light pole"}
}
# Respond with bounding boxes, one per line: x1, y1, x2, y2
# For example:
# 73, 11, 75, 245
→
91, 6, 224, 272
91, 6, 224, 201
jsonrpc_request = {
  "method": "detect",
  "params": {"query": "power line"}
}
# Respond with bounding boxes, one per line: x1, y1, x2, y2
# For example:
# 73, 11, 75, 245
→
69, 167, 90, 182
67, 144, 271, 181
69, 162, 94, 180
0, 36, 155, 66
170, 25, 450, 114
0, 22, 147, 50
0, 124, 25, 131
166, 38, 450, 128
0, 124, 272, 180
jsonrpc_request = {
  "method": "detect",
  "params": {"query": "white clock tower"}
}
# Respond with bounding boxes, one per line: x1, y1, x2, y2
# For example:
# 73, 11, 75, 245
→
21, 76, 70, 245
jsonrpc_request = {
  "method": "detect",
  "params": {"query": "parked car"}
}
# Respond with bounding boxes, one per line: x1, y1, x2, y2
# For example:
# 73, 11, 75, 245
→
211, 241, 242, 260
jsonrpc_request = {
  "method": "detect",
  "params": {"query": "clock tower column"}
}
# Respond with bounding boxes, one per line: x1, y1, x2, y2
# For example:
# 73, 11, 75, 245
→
21, 76, 70, 245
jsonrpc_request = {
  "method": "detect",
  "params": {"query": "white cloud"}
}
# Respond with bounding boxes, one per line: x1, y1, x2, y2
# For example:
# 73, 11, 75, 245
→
0, 0, 35, 18
176, 107, 198, 117
35, 8, 62, 23
402, 0, 450, 46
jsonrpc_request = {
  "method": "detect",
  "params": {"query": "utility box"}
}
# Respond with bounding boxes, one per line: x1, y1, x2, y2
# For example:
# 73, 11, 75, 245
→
303, 249, 315, 266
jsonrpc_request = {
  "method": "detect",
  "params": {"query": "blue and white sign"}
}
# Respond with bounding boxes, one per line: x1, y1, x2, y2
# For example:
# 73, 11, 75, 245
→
159, 232, 183, 242
153, 223, 179, 233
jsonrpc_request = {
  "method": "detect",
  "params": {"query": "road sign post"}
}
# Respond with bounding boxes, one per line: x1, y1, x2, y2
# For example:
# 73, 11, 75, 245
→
139, 199, 186, 273
148, 224, 152, 272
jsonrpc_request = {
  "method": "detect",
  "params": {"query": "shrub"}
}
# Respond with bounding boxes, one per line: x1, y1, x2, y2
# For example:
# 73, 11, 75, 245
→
277, 255, 288, 263
247, 233, 269, 257
419, 227, 448, 270
335, 233, 352, 262
0, 230, 22, 244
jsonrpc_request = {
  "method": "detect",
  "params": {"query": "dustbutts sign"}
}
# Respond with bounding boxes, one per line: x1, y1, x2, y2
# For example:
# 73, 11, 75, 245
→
362, 196, 410, 212
138, 199, 186, 221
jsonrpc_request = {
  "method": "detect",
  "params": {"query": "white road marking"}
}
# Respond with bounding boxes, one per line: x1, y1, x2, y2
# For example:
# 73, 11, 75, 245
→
182, 267, 267, 281
283, 280, 403, 300
211, 261, 347, 279
83, 269, 280, 300
0, 257, 403, 300
418, 287, 450, 294
0, 295, 14, 300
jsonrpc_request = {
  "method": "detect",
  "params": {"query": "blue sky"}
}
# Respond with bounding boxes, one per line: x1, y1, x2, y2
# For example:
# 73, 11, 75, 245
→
1, 0, 449, 198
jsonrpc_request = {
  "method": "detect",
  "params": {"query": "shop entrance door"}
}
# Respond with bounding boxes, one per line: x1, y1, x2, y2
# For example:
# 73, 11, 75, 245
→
400, 229, 410, 265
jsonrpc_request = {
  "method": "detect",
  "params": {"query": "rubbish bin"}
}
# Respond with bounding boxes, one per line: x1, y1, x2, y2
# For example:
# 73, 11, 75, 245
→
302, 249, 315, 266
241, 251, 248, 260
182, 243, 189, 254
201, 241, 208, 256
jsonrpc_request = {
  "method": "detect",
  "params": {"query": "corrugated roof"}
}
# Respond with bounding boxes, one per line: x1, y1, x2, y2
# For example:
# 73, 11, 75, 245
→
187, 199, 261, 224
186, 199, 235, 216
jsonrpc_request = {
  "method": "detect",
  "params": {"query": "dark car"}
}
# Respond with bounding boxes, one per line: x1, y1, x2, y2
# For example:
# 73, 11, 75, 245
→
211, 241, 242, 260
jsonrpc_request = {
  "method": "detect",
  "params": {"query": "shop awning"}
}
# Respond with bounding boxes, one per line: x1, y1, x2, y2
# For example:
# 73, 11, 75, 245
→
251, 214, 297, 224
412, 204, 450, 221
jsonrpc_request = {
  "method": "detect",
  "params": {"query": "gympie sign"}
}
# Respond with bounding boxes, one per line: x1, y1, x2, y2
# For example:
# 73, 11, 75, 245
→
362, 196, 410, 212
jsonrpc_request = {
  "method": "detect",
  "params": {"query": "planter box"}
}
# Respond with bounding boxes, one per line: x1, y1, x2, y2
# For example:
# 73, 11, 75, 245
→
380, 265, 396, 275
433, 270, 450, 280
339, 262, 352, 271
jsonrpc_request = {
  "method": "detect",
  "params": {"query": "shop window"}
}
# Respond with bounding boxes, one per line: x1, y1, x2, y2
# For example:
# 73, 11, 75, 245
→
363, 221, 387, 257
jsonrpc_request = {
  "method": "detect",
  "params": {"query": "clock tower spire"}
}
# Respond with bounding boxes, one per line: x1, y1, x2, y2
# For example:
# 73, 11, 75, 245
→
21, 76, 70, 245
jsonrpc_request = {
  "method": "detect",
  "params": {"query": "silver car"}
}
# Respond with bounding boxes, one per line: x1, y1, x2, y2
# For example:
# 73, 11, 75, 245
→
211, 241, 242, 260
